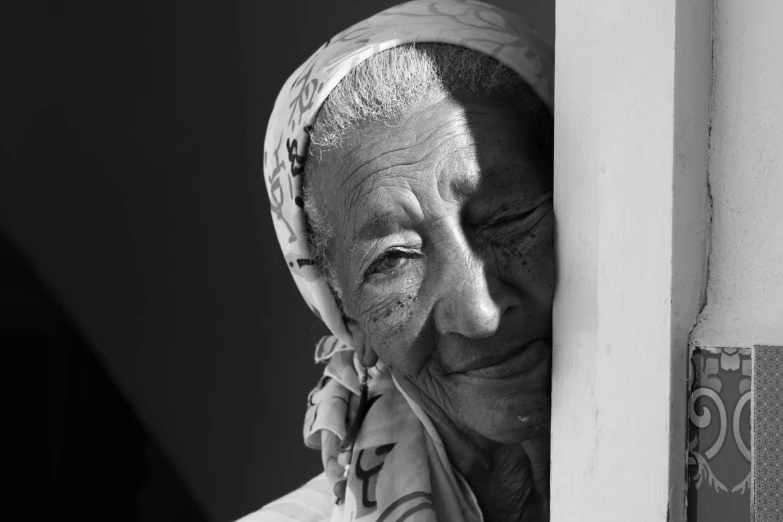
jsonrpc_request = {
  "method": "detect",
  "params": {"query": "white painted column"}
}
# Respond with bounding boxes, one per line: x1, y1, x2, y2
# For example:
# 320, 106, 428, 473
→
551, 0, 713, 520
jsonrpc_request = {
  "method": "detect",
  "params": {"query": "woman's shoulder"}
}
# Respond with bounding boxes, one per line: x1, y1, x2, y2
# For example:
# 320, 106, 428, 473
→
236, 472, 334, 522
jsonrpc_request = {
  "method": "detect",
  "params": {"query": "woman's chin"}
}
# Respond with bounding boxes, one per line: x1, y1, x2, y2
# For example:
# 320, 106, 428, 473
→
455, 346, 552, 443
482, 393, 551, 444
453, 369, 551, 444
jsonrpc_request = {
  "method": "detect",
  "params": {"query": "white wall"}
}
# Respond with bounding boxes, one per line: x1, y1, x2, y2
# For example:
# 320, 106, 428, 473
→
551, 0, 712, 519
691, 0, 783, 347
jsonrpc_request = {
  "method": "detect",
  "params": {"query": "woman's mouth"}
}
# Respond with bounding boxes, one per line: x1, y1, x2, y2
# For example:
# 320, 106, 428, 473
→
457, 338, 552, 380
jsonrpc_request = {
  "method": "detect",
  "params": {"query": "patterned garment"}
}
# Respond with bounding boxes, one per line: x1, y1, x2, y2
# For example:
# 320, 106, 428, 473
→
243, 351, 484, 522
250, 1, 555, 521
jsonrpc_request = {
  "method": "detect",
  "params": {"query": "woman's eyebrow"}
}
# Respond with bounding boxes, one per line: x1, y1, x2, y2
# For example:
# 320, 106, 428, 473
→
350, 210, 402, 243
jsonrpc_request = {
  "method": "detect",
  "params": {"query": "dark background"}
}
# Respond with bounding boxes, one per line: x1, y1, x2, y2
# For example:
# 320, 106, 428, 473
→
1, 1, 553, 521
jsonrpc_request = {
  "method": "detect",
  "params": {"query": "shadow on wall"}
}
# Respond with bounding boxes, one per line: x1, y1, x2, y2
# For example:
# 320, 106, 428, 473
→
0, 234, 209, 522
1, 1, 554, 521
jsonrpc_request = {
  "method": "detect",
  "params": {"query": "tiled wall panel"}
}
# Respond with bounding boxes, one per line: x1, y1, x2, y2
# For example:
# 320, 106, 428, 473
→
688, 347, 752, 521
752, 345, 783, 522
688, 345, 783, 522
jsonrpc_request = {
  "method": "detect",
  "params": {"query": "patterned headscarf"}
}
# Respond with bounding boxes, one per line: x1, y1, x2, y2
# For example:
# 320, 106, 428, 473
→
263, 0, 553, 362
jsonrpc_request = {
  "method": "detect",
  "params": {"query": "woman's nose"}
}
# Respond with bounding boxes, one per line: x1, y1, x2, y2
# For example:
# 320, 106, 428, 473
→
433, 248, 516, 339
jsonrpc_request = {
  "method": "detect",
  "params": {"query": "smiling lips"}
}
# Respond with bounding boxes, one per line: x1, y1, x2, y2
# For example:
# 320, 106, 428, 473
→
455, 337, 552, 378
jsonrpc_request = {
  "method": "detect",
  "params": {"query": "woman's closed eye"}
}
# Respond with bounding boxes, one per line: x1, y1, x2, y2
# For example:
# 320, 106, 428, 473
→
479, 196, 552, 231
482, 207, 537, 229
476, 197, 554, 247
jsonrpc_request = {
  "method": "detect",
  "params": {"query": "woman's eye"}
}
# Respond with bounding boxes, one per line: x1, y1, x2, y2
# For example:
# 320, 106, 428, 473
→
476, 206, 536, 232
486, 208, 535, 228
481, 197, 553, 230
366, 250, 410, 277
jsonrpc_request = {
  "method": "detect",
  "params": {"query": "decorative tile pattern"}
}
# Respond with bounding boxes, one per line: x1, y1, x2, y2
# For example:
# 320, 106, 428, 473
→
688, 347, 752, 522
752, 345, 783, 522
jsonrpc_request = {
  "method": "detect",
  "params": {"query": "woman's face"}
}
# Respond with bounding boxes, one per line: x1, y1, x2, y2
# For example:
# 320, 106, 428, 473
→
311, 94, 554, 444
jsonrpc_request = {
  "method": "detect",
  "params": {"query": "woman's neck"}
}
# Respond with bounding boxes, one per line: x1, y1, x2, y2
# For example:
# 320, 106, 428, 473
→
390, 372, 550, 521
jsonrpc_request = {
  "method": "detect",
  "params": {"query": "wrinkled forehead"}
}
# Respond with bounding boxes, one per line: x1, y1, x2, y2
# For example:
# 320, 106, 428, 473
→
313, 96, 476, 186
315, 107, 476, 218
314, 97, 539, 235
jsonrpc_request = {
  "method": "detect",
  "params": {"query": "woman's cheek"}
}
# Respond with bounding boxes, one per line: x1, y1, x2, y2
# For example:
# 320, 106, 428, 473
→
493, 213, 555, 279
494, 215, 556, 315
358, 264, 424, 349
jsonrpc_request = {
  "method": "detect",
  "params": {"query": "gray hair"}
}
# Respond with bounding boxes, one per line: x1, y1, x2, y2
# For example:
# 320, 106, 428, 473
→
302, 43, 552, 308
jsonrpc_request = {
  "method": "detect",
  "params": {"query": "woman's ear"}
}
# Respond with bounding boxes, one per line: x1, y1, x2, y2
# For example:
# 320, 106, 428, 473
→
345, 318, 379, 368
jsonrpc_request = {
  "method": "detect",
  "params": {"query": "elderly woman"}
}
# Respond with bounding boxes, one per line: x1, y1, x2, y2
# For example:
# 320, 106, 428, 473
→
244, 1, 554, 521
